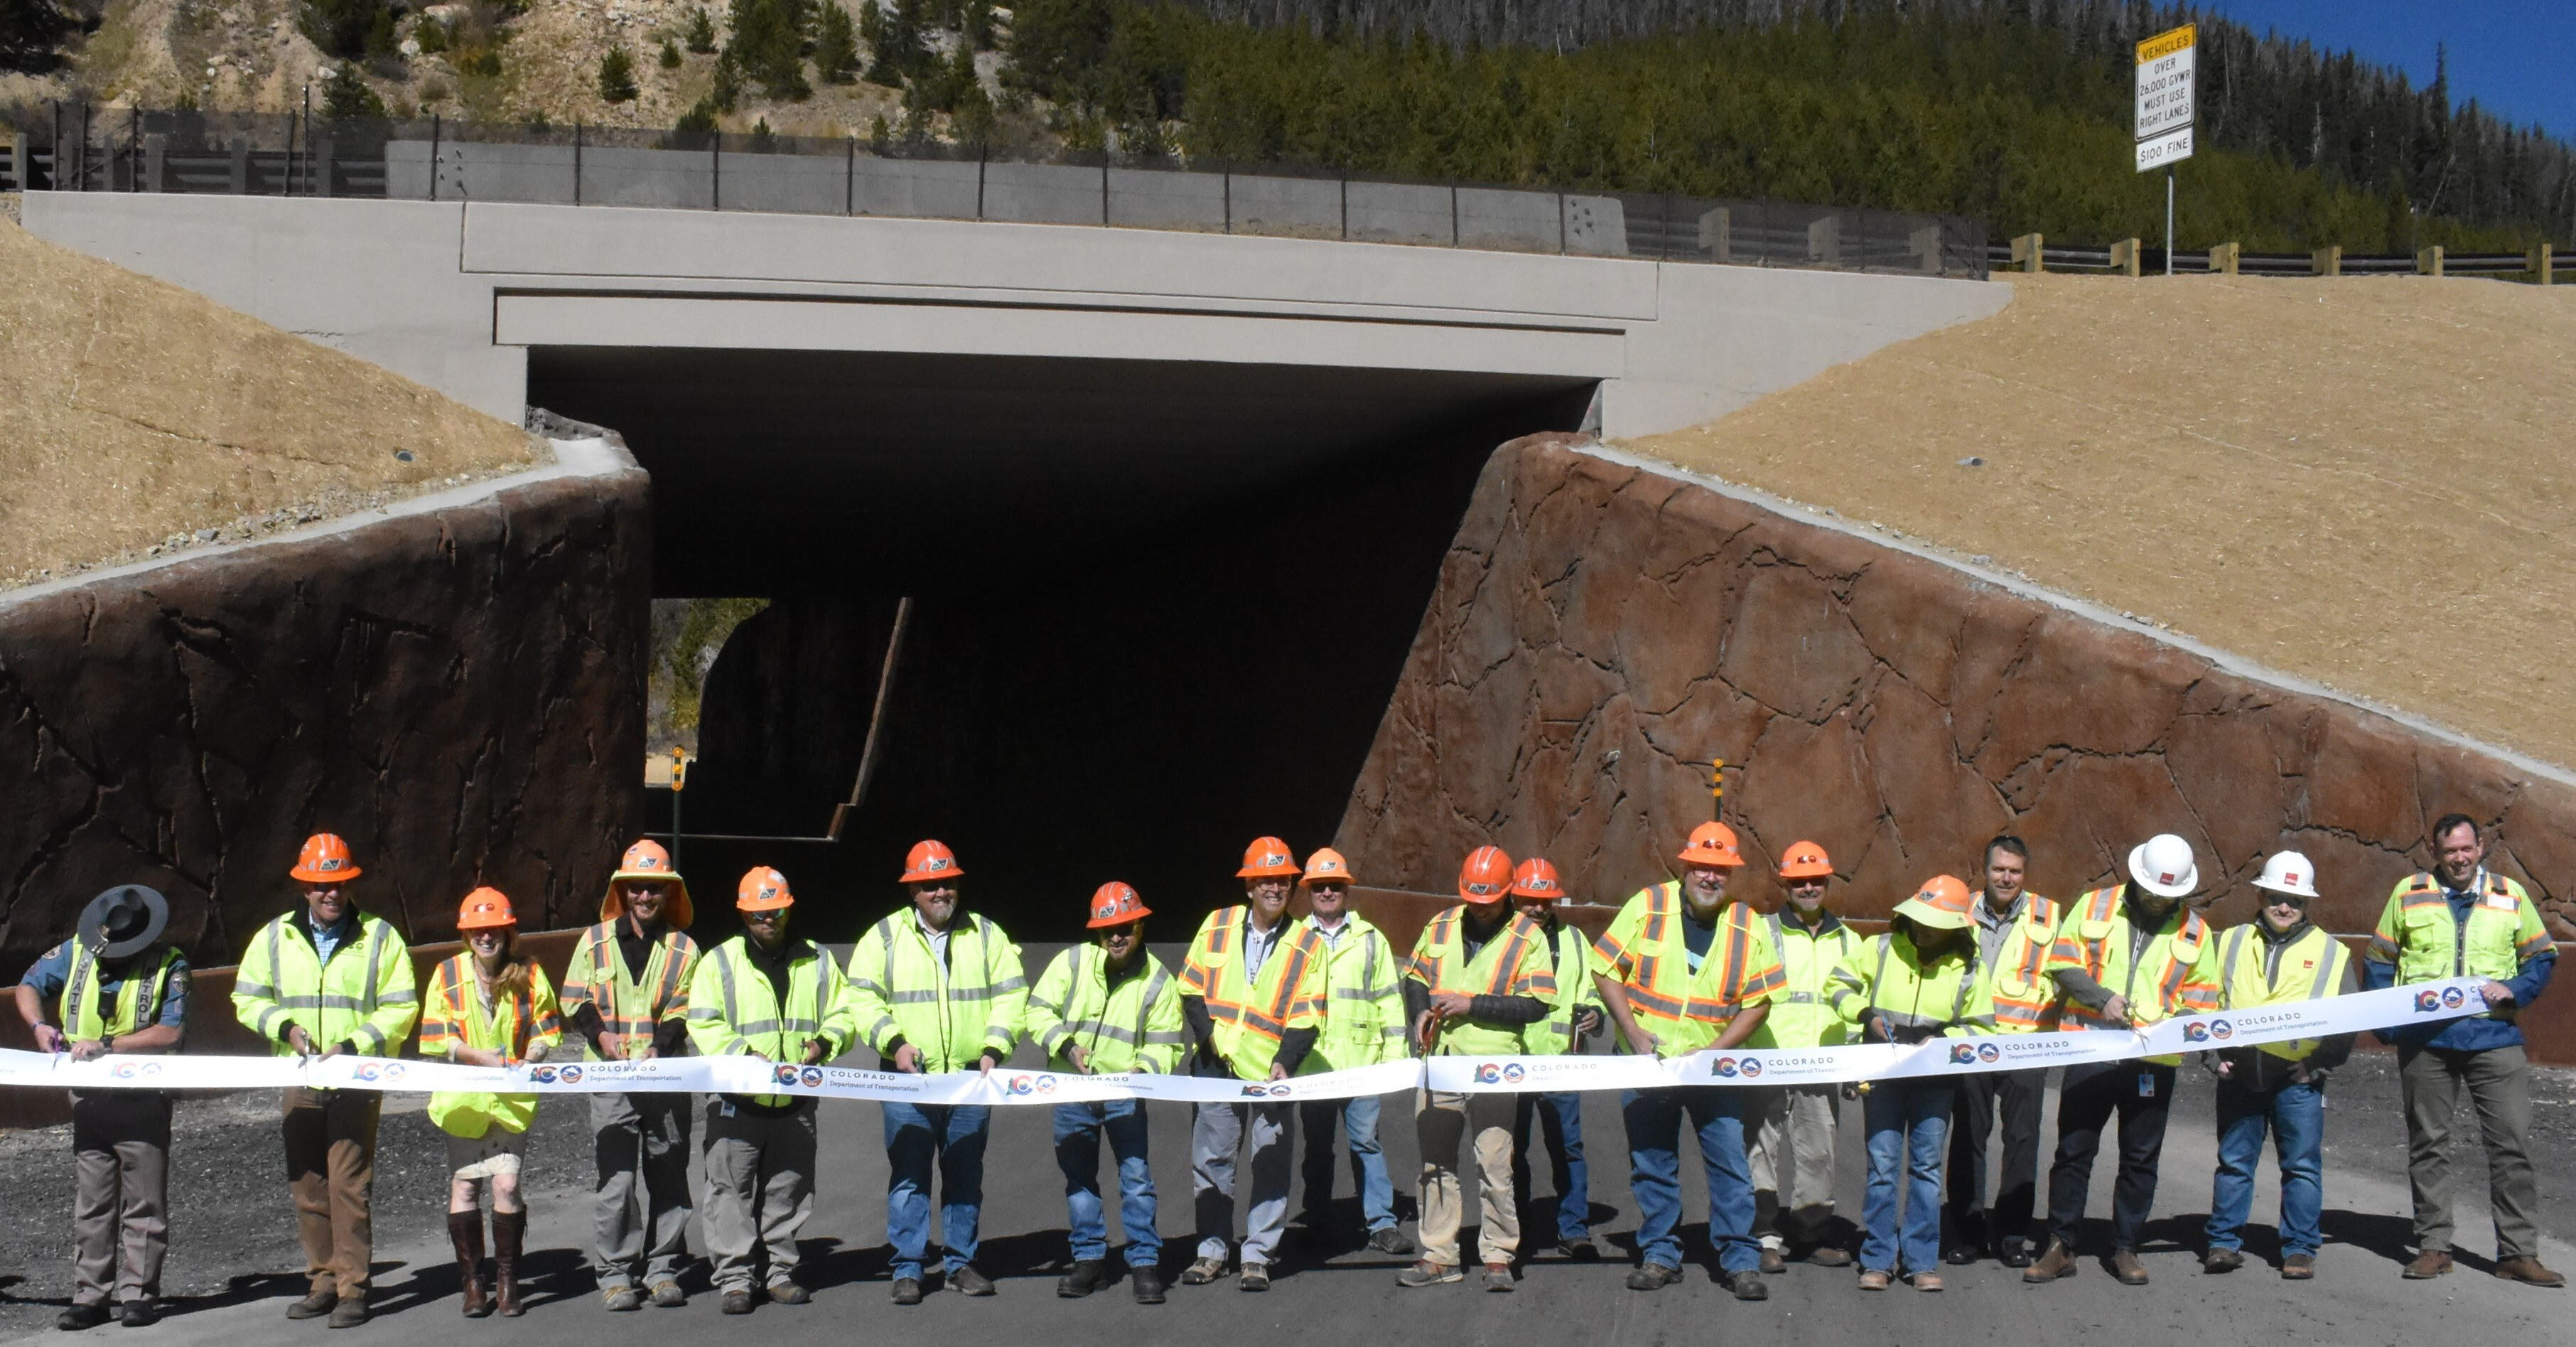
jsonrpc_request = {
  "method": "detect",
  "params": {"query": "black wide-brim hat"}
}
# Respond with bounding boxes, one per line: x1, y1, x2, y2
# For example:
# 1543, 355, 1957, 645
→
80, 885, 169, 961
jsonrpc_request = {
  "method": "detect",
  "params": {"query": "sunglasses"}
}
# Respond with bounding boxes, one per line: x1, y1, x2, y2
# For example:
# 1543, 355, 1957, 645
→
742, 909, 786, 923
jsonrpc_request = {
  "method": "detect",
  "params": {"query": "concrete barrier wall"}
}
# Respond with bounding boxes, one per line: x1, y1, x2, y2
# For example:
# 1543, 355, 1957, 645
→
1334, 436, 2576, 1063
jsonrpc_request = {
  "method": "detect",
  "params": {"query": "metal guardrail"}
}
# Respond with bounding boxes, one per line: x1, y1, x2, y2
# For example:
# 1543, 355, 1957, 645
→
1987, 237, 2562, 282
2, 102, 1988, 279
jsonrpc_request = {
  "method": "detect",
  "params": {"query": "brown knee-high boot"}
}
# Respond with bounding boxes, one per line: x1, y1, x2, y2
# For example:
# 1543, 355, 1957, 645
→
448, 1211, 490, 1318
492, 1208, 527, 1317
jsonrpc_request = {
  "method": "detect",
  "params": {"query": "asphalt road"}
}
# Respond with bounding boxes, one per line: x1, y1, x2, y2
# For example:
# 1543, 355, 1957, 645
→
1, 947, 2569, 1346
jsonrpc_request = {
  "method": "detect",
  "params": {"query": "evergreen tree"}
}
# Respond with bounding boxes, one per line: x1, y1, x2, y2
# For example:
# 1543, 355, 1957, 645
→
0, 0, 76, 74
861, 0, 934, 86
598, 45, 640, 101
298, 0, 393, 60
726, 0, 814, 100
814, 2, 860, 84
320, 63, 387, 119
660, 38, 683, 68
684, 6, 718, 53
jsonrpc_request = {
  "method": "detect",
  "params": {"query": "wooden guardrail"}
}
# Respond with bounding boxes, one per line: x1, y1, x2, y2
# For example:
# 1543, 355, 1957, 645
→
1998, 232, 2557, 283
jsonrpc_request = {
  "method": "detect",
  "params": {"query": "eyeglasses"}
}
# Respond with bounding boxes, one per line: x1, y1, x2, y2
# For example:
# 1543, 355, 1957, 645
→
742, 910, 785, 923
1788, 879, 1828, 890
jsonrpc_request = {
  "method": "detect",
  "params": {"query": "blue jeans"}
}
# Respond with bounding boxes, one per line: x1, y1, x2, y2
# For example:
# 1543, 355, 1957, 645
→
1055, 1100, 1159, 1267
1511, 1091, 1591, 1240
1622, 1087, 1757, 1274
1299, 1095, 1398, 1231
883, 1102, 991, 1282
1861, 1082, 1951, 1276
2206, 1078, 2324, 1257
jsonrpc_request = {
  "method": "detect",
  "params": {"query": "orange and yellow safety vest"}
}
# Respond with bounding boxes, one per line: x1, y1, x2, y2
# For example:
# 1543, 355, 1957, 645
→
1180, 906, 1327, 1080
1586, 882, 1787, 1058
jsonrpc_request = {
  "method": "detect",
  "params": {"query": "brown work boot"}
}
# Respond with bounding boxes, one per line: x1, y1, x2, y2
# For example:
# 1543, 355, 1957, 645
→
1759, 1246, 1787, 1274
2494, 1256, 2567, 1289
448, 1211, 490, 1317
2281, 1253, 2316, 1280
2025, 1238, 2079, 1283
492, 1209, 527, 1317
1806, 1245, 1854, 1268
2111, 1250, 2149, 1285
2402, 1249, 2454, 1279
288, 1287, 337, 1321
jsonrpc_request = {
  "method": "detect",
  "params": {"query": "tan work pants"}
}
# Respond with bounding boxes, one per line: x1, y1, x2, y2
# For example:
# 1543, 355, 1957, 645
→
1415, 1088, 1519, 1267
701, 1097, 818, 1292
1747, 1085, 1841, 1248
70, 1092, 171, 1307
283, 1087, 382, 1299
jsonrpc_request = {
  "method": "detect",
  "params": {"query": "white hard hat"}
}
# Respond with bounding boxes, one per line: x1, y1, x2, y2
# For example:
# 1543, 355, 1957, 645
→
2251, 850, 2319, 900
2125, 832, 2199, 898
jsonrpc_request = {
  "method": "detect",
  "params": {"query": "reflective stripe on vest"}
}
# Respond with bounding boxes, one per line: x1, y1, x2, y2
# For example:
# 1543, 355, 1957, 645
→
574, 921, 696, 1053
1408, 907, 1554, 1056
2218, 923, 2349, 1062
2059, 887, 2216, 1036
1984, 894, 2064, 1032
62, 944, 180, 1043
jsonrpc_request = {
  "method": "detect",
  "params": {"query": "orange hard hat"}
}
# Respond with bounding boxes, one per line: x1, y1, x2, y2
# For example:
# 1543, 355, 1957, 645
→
1509, 857, 1563, 900
1893, 874, 1976, 930
1676, 820, 1747, 869
1300, 847, 1354, 888
290, 833, 362, 884
1236, 836, 1300, 879
1777, 840, 1834, 880
1458, 845, 1515, 902
900, 840, 964, 885
456, 886, 517, 930
603, 838, 694, 928
736, 866, 794, 912
1087, 881, 1151, 929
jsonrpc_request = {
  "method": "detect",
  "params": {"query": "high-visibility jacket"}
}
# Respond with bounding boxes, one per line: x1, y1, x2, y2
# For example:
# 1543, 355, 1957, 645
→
1180, 906, 1328, 1080
559, 921, 699, 1061
1403, 905, 1557, 1056
2044, 886, 2219, 1066
1586, 883, 1787, 1059
844, 911, 1028, 1073
59, 944, 185, 1044
231, 910, 419, 1056
1524, 922, 1607, 1056
1751, 910, 1864, 1050
1025, 945, 1187, 1075
686, 935, 858, 1107
2216, 922, 2351, 1063
1828, 931, 1994, 1040
419, 953, 564, 1138
1293, 913, 1408, 1070
2367, 870, 2553, 993
1973, 892, 2066, 1032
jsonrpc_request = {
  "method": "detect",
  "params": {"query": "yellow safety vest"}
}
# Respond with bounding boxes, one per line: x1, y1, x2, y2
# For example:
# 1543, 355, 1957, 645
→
1974, 892, 2065, 1032
2046, 886, 2219, 1066
2216, 922, 2351, 1063
58, 943, 184, 1044
1752, 911, 1865, 1050
1828, 931, 1994, 1038
1403, 905, 1556, 1057
1025, 945, 1187, 1075
685, 935, 857, 1107
1586, 883, 1786, 1058
2369, 871, 2552, 998
1293, 913, 1408, 1070
1180, 906, 1327, 1081
559, 921, 698, 1060
1524, 923, 1607, 1056
230, 910, 419, 1056
844, 911, 1028, 1073
419, 952, 564, 1137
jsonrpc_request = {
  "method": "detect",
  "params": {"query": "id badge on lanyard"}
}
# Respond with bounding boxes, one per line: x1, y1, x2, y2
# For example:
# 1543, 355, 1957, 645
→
2138, 1073, 2156, 1099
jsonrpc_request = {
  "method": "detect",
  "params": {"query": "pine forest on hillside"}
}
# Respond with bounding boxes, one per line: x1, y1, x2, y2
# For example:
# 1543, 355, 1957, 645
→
4, 0, 2569, 253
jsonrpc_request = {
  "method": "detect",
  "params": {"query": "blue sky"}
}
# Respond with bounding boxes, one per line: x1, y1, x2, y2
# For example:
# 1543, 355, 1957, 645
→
2199, 2, 2572, 141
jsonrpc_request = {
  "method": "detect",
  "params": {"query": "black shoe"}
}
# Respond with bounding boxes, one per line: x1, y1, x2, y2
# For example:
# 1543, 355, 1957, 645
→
1058, 1260, 1119, 1299
1730, 1270, 1769, 1301
1558, 1237, 1598, 1261
287, 1289, 336, 1321
1998, 1239, 2035, 1269
1131, 1265, 1166, 1305
890, 1277, 923, 1305
1626, 1262, 1684, 1291
1944, 1245, 1983, 1266
58, 1304, 110, 1331
1367, 1228, 1416, 1257
117, 1301, 158, 1329
949, 1264, 996, 1297
721, 1290, 754, 1315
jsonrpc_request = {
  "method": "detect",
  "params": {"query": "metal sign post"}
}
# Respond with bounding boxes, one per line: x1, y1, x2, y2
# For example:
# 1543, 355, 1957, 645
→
2134, 23, 2197, 274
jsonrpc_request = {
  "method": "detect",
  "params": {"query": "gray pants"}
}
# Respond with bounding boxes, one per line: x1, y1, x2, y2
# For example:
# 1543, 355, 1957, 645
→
71, 1093, 171, 1308
1192, 1100, 1295, 1267
1746, 1085, 1842, 1249
2399, 1043, 2542, 1259
591, 1091, 694, 1288
701, 1098, 817, 1292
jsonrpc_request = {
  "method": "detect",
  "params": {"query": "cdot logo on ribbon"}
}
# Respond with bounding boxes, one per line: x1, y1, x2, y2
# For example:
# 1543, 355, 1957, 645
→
2211, 1021, 2233, 1041
1475, 1063, 1504, 1085
1239, 1083, 1292, 1098
1951, 1043, 1980, 1065
773, 1064, 801, 1086
800, 1066, 824, 1088
2442, 987, 2466, 1009
559, 1066, 584, 1084
2415, 990, 2443, 1013
1708, 1057, 1740, 1079
1738, 1058, 1763, 1079
1978, 1043, 2000, 1063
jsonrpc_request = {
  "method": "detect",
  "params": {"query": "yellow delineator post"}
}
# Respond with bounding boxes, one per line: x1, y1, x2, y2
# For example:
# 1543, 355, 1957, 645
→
2012, 232, 2044, 274
2416, 245, 2445, 277
2312, 245, 2341, 278
2208, 242, 2240, 275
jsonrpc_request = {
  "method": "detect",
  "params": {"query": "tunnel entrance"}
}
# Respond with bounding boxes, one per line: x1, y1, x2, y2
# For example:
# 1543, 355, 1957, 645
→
528, 347, 1590, 944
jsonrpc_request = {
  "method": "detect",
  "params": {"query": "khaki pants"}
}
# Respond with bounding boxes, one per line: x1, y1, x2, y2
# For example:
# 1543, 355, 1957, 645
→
71, 1092, 171, 1307
591, 1091, 694, 1288
2399, 1043, 2542, 1259
1746, 1085, 1841, 1249
282, 1088, 380, 1299
701, 1098, 817, 1292
1414, 1089, 1519, 1267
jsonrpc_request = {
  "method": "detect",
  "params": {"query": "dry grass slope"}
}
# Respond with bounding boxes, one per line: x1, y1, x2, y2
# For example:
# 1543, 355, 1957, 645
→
1627, 272, 2576, 772
0, 216, 542, 588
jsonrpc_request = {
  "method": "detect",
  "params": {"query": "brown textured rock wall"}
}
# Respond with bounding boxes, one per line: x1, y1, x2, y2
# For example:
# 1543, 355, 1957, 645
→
0, 458, 650, 973
1335, 436, 2576, 1057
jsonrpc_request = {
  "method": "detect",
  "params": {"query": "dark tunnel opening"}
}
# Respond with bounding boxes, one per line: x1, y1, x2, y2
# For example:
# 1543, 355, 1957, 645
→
527, 347, 1593, 947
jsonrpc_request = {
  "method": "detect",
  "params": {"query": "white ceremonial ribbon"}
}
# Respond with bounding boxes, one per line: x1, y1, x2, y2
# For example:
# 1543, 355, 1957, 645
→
0, 979, 2493, 1104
